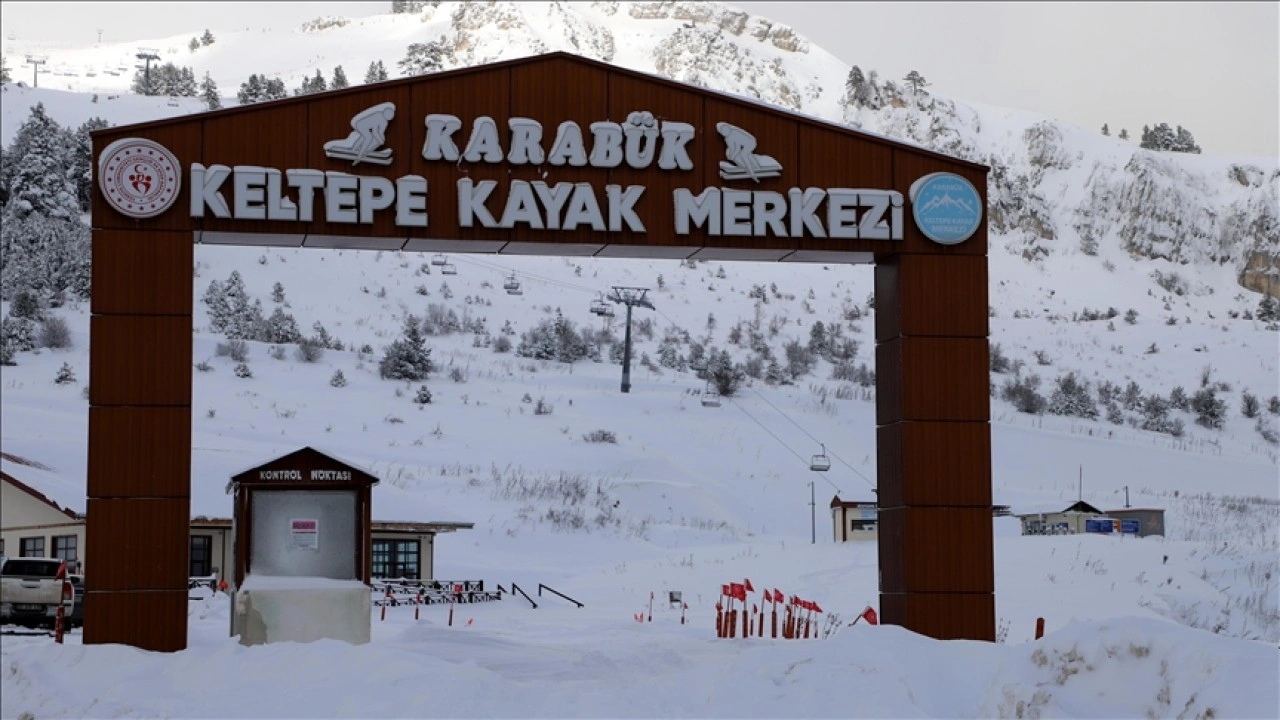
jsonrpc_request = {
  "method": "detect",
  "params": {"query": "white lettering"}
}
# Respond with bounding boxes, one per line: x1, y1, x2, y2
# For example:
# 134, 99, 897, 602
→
827, 188, 859, 239
658, 122, 696, 171
890, 192, 904, 240
258, 469, 303, 481
286, 169, 325, 223
395, 176, 428, 227
310, 470, 352, 481
422, 114, 462, 161
722, 188, 752, 236
358, 176, 396, 224
606, 185, 646, 232
588, 122, 624, 168
562, 184, 606, 231
547, 122, 588, 167
457, 178, 499, 228
788, 188, 826, 238
499, 180, 544, 229
623, 112, 659, 169
673, 187, 721, 235
232, 166, 268, 220
324, 172, 360, 224
532, 181, 574, 230
462, 117, 504, 163
264, 168, 297, 221
857, 190, 891, 241
507, 118, 545, 165
190, 163, 231, 218
752, 191, 787, 236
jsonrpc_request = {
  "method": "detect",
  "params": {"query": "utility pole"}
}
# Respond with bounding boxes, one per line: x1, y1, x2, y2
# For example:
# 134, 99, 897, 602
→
24, 55, 46, 88
809, 480, 816, 544
135, 48, 160, 95
607, 287, 654, 394
1124, 485, 1130, 509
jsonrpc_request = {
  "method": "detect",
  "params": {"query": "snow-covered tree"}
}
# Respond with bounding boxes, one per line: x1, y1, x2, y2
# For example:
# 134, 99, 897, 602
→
379, 315, 434, 381
131, 63, 197, 97
237, 74, 287, 104
364, 60, 389, 84
0, 55, 11, 84
188, 37, 201, 53
1190, 387, 1227, 429
329, 369, 347, 387
399, 40, 447, 76
201, 29, 215, 46
295, 69, 327, 96
1048, 372, 1099, 420
903, 70, 930, 93
1101, 123, 1110, 136
0, 213, 91, 303
2, 104, 79, 221
1140, 123, 1201, 153
1257, 294, 1279, 322
260, 307, 302, 344
54, 361, 76, 385
1118, 128, 1130, 140
200, 72, 221, 110
707, 348, 745, 396
65, 117, 109, 211
330, 65, 349, 89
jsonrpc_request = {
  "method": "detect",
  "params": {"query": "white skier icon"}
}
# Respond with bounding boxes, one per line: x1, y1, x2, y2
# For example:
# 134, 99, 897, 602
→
324, 102, 396, 166
717, 122, 782, 182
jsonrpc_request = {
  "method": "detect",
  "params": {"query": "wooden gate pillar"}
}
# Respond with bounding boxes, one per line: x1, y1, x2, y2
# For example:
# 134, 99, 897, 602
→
874, 253, 994, 641
84, 229, 194, 651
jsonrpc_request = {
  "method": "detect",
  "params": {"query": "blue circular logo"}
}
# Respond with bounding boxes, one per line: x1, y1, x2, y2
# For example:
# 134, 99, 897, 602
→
909, 172, 983, 245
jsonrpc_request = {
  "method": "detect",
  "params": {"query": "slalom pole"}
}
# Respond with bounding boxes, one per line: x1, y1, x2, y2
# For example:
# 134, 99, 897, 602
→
648, 591, 654, 623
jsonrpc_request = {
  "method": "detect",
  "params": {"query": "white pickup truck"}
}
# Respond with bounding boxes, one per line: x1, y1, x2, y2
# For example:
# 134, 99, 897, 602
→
0, 556, 75, 629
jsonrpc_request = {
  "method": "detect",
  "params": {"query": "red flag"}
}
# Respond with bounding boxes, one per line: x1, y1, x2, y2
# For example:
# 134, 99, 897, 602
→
773, 588, 783, 601
744, 578, 754, 593
762, 589, 773, 603
861, 607, 879, 625
814, 603, 823, 614
731, 583, 746, 602
722, 584, 731, 597
453, 583, 463, 593
790, 595, 799, 605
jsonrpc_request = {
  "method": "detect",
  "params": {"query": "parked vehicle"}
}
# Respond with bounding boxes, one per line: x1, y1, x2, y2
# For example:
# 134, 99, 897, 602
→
67, 574, 85, 630
0, 557, 76, 629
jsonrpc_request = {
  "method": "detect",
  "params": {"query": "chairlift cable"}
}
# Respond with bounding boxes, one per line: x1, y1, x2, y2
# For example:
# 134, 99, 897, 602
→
747, 386, 877, 490
724, 396, 843, 495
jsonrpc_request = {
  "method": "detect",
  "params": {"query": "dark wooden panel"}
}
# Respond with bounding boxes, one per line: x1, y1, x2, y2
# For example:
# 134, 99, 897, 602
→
876, 336, 989, 424
302, 84, 415, 241
91, 230, 193, 315
879, 592, 994, 641
199, 103, 309, 237
85, 497, 190, 591
877, 422, 992, 508
891, 148, 988, 257
87, 406, 192, 498
407, 68, 511, 246
83, 589, 188, 651
794, 125, 899, 256
91, 124, 202, 233
877, 507, 903, 593
876, 254, 988, 341
89, 314, 192, 406
605, 70, 707, 249
877, 507, 994, 593
507, 57, 611, 247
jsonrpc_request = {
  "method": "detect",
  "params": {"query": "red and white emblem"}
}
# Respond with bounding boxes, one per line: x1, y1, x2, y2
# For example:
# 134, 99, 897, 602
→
98, 138, 182, 219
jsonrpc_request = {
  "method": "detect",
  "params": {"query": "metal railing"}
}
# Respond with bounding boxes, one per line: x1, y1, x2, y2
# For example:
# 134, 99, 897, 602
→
537, 583, 583, 608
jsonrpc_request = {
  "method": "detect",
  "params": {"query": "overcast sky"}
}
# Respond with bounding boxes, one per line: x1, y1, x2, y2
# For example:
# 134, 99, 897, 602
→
2, 1, 1276, 157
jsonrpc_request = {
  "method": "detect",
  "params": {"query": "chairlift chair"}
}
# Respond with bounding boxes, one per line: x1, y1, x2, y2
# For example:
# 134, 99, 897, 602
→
599, 306, 615, 318
441, 263, 458, 276
503, 273, 522, 295
430, 253, 447, 266
589, 298, 608, 315
810, 444, 831, 472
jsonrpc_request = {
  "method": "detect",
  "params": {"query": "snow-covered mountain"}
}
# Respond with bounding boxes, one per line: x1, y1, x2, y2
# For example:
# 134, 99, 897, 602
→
1, 4, 1277, 717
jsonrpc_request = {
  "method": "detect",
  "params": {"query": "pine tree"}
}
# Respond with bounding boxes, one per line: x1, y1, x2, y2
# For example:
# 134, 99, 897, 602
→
330, 65, 349, 89
399, 40, 447, 76
807, 320, 828, 356
202, 278, 230, 332
707, 349, 745, 396
262, 77, 287, 101
0, 214, 91, 303
1241, 391, 1260, 419
1048, 372, 1099, 420
903, 70, 930, 93
379, 315, 433, 380
188, 37, 201, 53
261, 307, 302, 344
54, 361, 76, 385
271, 281, 286, 303
3, 104, 79, 221
0, 54, 11, 84
201, 29, 215, 46
1118, 128, 1129, 140
237, 74, 265, 104
330, 369, 347, 387
200, 72, 221, 110
68, 117, 110, 211
364, 60, 389, 84
1190, 387, 1227, 429
1257, 294, 1278, 322
1101, 123, 1110, 136
414, 384, 433, 404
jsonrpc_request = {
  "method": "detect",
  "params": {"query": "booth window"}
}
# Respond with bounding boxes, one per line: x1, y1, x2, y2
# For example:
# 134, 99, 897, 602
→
190, 535, 212, 577
371, 539, 420, 580
20, 536, 45, 557
52, 535, 77, 562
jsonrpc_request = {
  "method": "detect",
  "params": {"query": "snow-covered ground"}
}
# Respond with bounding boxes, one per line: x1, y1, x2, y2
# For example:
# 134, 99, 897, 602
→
2, 3, 1278, 718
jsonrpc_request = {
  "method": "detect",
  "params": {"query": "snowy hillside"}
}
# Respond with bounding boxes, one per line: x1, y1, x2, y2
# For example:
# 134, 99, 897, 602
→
1, 2, 1277, 718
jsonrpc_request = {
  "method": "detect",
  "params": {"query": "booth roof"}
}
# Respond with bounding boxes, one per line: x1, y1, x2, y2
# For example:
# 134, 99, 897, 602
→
225, 444, 380, 483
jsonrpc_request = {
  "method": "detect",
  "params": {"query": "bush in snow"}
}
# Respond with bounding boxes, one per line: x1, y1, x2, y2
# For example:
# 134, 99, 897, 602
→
294, 338, 324, 363
706, 349, 745, 397
38, 315, 71, 349
492, 335, 512, 354
216, 339, 249, 362
1002, 375, 1047, 415
1241, 391, 1260, 419
233, 363, 253, 379
1047, 372, 1099, 420
1190, 387, 1227, 429
1269, 396, 1280, 415
329, 369, 347, 388
582, 430, 617, 444
414, 385, 433, 404
1, 314, 36, 353
54, 362, 75, 385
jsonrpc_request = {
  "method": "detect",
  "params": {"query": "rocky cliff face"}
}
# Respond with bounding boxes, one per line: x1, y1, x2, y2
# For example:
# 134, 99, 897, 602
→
406, 1, 1277, 296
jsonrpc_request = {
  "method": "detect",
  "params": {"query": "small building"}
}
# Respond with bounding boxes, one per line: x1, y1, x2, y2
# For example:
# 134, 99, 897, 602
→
1, 448, 473, 585
830, 496, 878, 541
1101, 507, 1165, 537
1015, 500, 1105, 535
